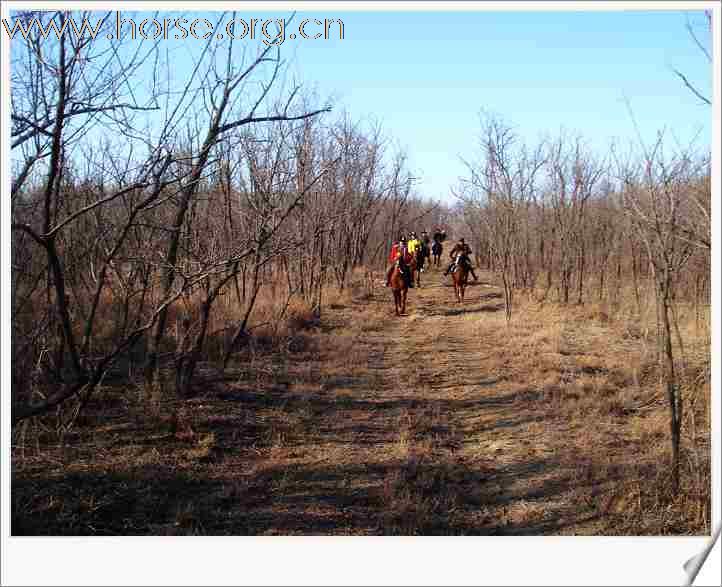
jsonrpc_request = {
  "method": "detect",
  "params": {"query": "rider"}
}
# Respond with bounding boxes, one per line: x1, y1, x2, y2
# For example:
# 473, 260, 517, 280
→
386, 236, 413, 288
433, 227, 446, 243
407, 231, 420, 255
443, 237, 478, 281
407, 231, 421, 274
418, 230, 430, 271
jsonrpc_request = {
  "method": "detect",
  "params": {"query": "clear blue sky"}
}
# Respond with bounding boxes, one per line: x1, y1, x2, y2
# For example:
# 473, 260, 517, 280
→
11, 9, 711, 202
279, 9, 712, 201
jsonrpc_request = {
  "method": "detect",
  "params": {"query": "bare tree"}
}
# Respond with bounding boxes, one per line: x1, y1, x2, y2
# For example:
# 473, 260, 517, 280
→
10, 10, 171, 424
617, 136, 704, 492
460, 114, 545, 321
10, 11, 331, 423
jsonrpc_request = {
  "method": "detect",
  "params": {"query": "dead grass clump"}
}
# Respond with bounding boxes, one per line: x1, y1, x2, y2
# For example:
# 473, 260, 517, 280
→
358, 320, 382, 333
171, 502, 208, 535
247, 327, 278, 353
286, 305, 321, 332
319, 332, 357, 364
579, 301, 614, 325
378, 447, 467, 535
679, 354, 711, 393
323, 286, 355, 309
503, 500, 549, 527
600, 455, 710, 535
170, 406, 195, 441
183, 432, 217, 462
632, 411, 668, 444
620, 321, 645, 341
286, 332, 317, 355
379, 471, 433, 534
347, 269, 377, 301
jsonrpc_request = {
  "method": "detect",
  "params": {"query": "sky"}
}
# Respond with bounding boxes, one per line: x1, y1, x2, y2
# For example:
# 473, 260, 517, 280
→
279, 9, 712, 201
7, 7, 713, 202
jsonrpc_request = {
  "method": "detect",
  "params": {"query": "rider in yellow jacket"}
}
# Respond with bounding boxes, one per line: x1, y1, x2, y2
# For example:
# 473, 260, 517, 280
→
406, 232, 420, 256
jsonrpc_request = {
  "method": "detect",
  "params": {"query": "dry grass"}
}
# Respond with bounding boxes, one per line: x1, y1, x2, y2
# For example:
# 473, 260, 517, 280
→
11, 267, 710, 535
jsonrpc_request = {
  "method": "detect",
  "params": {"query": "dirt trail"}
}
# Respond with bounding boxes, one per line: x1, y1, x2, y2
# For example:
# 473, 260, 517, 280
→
14, 266, 646, 535
275, 267, 605, 535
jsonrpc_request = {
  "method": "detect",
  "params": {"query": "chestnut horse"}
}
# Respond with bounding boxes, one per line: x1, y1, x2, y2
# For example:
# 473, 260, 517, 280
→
452, 254, 470, 303
389, 261, 409, 315
431, 241, 443, 267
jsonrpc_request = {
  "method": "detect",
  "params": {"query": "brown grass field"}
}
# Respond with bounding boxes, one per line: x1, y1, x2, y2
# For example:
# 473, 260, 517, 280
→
11, 265, 710, 536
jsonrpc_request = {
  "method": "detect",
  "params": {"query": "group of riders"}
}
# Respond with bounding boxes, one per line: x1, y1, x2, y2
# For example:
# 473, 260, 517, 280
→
385, 227, 479, 288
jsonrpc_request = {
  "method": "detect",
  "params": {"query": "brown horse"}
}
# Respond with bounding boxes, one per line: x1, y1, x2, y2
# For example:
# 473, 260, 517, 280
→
431, 241, 443, 267
389, 261, 408, 315
451, 254, 470, 303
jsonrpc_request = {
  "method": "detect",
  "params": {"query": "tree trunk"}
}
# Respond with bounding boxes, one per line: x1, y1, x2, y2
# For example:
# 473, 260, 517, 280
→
658, 270, 681, 493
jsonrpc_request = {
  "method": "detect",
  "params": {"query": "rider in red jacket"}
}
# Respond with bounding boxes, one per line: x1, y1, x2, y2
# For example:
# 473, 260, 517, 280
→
386, 236, 413, 288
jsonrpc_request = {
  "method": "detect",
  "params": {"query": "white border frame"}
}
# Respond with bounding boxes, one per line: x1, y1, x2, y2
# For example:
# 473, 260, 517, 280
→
1, 2, 719, 585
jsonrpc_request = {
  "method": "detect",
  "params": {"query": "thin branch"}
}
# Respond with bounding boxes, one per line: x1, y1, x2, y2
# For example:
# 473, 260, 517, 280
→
218, 107, 331, 135
672, 68, 711, 105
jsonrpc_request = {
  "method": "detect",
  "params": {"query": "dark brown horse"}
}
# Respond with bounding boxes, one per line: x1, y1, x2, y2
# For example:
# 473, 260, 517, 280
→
452, 254, 470, 303
389, 261, 408, 315
412, 245, 428, 287
431, 240, 443, 267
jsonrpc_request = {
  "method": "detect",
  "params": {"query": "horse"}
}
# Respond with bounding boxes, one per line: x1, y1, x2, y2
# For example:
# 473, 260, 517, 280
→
413, 245, 428, 287
389, 259, 409, 316
451, 253, 470, 303
431, 241, 443, 267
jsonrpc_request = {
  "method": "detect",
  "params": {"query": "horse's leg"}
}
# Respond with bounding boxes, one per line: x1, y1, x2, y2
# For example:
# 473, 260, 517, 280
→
403, 288, 407, 314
